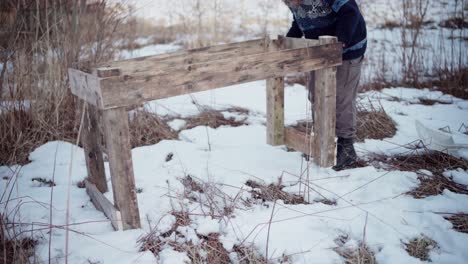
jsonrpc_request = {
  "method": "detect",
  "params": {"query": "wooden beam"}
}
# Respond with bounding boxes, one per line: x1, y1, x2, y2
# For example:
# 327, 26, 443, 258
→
266, 39, 285, 146
313, 36, 338, 167
85, 180, 123, 231
98, 38, 270, 76
102, 107, 141, 230
99, 42, 342, 109
68, 68, 103, 108
284, 127, 313, 155
277, 36, 321, 50
81, 103, 108, 193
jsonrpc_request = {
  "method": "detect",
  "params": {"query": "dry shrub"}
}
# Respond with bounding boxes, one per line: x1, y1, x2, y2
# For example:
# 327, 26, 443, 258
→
184, 107, 248, 130
444, 213, 468, 234
245, 180, 306, 205
129, 109, 178, 148
291, 101, 396, 143
0, 218, 37, 264
356, 102, 397, 142
180, 175, 244, 218
439, 17, 468, 29
416, 98, 451, 106
1, 0, 129, 165
430, 67, 468, 100
140, 213, 231, 264
233, 244, 267, 264
404, 235, 438, 262
369, 151, 468, 198
334, 240, 376, 264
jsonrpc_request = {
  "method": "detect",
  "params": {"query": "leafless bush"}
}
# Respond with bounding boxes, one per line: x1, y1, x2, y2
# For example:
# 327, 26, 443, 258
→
0, 0, 131, 165
0, 225, 37, 264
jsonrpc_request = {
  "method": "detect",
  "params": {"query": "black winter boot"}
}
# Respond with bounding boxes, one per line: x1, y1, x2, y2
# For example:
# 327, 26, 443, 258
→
333, 137, 357, 171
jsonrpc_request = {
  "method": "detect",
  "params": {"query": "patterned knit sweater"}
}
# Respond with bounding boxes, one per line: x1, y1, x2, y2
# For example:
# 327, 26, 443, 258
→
286, 0, 367, 61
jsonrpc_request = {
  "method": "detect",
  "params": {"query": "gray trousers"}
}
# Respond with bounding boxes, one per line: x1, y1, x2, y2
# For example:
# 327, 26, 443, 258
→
308, 56, 363, 139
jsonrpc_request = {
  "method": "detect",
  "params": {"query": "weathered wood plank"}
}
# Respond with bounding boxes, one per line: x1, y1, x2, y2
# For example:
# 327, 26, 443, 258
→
284, 127, 313, 155
266, 38, 285, 146
81, 103, 108, 193
266, 78, 285, 145
85, 180, 123, 231
99, 38, 270, 76
99, 42, 342, 109
102, 107, 141, 230
68, 68, 103, 108
277, 36, 321, 49
313, 36, 338, 167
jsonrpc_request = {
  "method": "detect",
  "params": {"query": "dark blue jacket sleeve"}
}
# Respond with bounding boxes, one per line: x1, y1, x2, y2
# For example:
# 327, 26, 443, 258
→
331, 1, 360, 48
286, 18, 303, 38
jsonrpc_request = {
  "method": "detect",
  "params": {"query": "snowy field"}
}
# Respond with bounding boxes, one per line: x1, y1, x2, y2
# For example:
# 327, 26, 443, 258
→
2, 0, 468, 263
2, 82, 468, 263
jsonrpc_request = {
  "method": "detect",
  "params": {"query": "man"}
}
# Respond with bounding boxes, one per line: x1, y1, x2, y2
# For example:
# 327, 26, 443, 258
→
283, 0, 367, 171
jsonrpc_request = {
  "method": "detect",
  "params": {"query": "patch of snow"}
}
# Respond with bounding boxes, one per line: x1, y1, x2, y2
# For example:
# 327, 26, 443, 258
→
168, 119, 187, 131
444, 169, 468, 186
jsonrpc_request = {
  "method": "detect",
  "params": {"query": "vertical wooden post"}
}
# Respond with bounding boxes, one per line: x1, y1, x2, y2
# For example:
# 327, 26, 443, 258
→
102, 107, 141, 230
313, 36, 338, 167
266, 37, 285, 145
81, 103, 108, 193
99, 67, 141, 230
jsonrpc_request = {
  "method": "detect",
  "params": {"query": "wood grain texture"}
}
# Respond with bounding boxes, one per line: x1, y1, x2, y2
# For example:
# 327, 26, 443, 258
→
266, 78, 285, 145
102, 108, 141, 230
99, 42, 342, 109
266, 38, 285, 146
99, 38, 269, 76
85, 180, 123, 231
277, 36, 321, 50
81, 104, 108, 193
313, 36, 338, 167
284, 127, 313, 155
68, 68, 103, 108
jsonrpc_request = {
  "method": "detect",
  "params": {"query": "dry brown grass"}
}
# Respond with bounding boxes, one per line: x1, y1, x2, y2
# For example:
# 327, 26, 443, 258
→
0, 221, 37, 264
129, 109, 178, 148
444, 213, 468, 234
184, 107, 248, 130
139, 212, 231, 264
404, 235, 438, 262
355, 102, 397, 142
233, 244, 268, 264
291, 101, 396, 143
367, 151, 468, 198
245, 180, 306, 205
333, 235, 377, 264
0, 103, 79, 166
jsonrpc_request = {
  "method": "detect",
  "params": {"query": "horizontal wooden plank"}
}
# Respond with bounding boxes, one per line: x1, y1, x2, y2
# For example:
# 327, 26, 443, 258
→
98, 38, 269, 77
277, 36, 321, 49
85, 180, 123, 231
285, 127, 313, 155
68, 68, 103, 108
99, 42, 342, 109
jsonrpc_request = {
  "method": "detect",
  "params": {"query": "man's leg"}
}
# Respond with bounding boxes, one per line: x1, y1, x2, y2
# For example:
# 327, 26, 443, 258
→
333, 56, 363, 170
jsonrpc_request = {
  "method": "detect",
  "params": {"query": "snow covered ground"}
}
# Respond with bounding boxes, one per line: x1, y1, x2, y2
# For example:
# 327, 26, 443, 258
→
2, 0, 467, 263
2, 82, 468, 263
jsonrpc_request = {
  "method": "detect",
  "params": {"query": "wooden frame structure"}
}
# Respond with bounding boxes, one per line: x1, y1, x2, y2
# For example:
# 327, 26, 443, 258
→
69, 35, 341, 230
